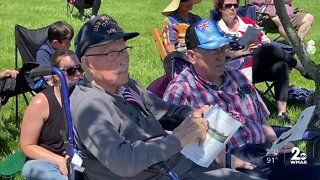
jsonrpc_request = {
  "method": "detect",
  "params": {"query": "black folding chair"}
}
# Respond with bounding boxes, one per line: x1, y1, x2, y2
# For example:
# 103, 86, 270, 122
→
66, 0, 93, 19
13, 24, 49, 123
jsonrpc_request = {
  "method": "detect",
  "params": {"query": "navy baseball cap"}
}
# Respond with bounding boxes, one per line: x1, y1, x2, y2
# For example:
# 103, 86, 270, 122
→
75, 14, 139, 59
185, 19, 229, 50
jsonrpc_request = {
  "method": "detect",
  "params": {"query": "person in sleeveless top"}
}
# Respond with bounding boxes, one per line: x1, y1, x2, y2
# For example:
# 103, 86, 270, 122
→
20, 49, 83, 180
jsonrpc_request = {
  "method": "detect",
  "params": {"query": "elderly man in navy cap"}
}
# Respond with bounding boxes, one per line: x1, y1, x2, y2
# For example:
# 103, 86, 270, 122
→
70, 14, 261, 180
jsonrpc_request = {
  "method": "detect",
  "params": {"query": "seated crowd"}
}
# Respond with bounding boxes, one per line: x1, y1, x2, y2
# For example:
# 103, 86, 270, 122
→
10, 0, 318, 180
160, 0, 313, 124
163, 18, 320, 180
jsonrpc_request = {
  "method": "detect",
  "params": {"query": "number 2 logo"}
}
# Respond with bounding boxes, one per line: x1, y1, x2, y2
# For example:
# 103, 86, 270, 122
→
291, 147, 300, 160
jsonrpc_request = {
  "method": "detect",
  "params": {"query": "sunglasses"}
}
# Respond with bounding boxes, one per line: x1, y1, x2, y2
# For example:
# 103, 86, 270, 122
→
223, 3, 238, 9
62, 65, 83, 76
181, 0, 189, 2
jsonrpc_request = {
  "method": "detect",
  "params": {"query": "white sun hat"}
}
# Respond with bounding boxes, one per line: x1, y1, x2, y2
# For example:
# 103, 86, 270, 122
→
162, 0, 202, 16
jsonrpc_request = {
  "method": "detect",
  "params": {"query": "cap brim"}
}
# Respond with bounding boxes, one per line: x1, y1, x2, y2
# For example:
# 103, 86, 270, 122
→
88, 32, 139, 48
198, 36, 229, 50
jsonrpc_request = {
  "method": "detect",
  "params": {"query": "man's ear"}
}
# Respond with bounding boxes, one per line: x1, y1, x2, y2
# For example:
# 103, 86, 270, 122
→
82, 57, 91, 68
187, 50, 197, 65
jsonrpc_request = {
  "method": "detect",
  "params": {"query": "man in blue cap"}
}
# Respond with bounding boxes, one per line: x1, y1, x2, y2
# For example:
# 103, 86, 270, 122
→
70, 14, 262, 180
163, 18, 320, 179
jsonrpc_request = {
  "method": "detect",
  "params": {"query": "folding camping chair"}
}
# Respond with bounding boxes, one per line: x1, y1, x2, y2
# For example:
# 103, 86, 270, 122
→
147, 51, 190, 99
66, 0, 93, 19
14, 24, 49, 123
151, 28, 168, 62
148, 27, 189, 98
236, 4, 281, 40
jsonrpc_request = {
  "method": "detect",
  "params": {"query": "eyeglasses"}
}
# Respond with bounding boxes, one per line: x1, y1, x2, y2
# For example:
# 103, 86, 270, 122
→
85, 46, 132, 59
223, 3, 238, 9
61, 64, 83, 76
194, 45, 229, 57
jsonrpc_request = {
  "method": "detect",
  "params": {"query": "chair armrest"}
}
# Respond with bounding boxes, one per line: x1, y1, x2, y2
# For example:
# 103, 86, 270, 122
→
159, 117, 182, 131
145, 161, 170, 175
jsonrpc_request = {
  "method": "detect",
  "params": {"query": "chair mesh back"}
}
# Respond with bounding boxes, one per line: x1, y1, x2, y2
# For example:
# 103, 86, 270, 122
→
236, 5, 257, 21
15, 25, 49, 67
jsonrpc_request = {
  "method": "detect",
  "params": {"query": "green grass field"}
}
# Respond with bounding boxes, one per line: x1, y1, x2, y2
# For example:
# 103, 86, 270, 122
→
0, 0, 319, 160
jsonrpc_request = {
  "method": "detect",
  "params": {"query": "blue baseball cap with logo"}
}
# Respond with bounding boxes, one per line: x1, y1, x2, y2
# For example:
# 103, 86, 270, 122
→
185, 19, 229, 50
75, 14, 139, 59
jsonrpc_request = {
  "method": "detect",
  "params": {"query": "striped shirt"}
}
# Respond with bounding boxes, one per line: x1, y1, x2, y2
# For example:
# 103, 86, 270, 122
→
163, 66, 270, 148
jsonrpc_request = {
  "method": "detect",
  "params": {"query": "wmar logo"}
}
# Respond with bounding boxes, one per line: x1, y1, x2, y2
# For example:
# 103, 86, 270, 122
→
290, 147, 307, 164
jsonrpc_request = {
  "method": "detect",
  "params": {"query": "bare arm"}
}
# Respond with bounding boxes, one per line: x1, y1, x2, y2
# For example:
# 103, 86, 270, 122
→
163, 25, 179, 53
0, 69, 19, 80
262, 123, 277, 143
20, 93, 68, 176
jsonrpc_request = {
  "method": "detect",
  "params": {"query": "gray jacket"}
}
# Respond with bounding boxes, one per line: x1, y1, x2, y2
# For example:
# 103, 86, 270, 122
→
70, 78, 194, 180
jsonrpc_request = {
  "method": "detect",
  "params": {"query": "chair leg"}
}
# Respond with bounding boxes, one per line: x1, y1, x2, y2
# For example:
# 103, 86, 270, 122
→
255, 83, 277, 111
67, 3, 75, 18
70, 5, 75, 18
263, 81, 275, 98
15, 95, 19, 128
66, 3, 69, 17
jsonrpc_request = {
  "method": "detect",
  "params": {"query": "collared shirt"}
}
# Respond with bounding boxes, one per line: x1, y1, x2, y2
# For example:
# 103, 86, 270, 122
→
217, 16, 270, 45
163, 66, 270, 148
163, 11, 201, 52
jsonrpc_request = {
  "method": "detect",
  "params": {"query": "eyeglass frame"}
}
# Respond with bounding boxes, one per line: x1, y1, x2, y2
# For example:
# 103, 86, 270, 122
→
193, 45, 229, 58
84, 46, 132, 59
61, 64, 83, 76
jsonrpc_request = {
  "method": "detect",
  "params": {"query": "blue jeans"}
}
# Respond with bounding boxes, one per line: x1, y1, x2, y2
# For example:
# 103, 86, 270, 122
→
22, 160, 67, 180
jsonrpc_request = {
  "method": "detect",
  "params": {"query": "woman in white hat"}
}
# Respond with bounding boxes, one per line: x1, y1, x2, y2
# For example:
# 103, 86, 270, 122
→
162, 0, 202, 53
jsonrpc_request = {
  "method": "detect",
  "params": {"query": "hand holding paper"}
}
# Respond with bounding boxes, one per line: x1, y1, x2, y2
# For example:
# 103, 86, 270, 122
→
181, 105, 241, 167
238, 26, 263, 47
172, 105, 209, 147
266, 106, 316, 156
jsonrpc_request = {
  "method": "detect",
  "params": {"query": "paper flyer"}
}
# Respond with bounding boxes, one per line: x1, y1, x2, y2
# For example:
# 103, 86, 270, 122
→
238, 26, 263, 47
266, 106, 316, 155
181, 105, 241, 167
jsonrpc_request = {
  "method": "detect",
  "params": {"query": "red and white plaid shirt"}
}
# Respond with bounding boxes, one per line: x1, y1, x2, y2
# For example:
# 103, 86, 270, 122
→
163, 66, 270, 148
